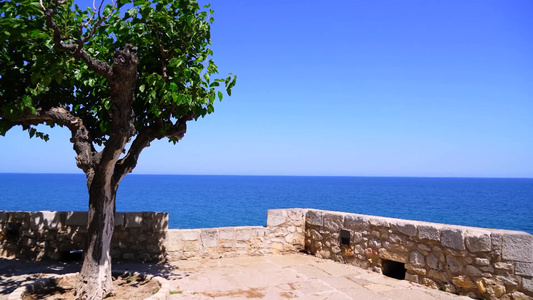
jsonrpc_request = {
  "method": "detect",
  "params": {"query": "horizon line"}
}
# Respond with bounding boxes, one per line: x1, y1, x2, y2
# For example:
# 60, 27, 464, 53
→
0, 172, 532, 180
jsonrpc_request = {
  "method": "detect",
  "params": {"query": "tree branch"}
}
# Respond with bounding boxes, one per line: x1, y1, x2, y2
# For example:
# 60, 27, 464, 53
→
113, 113, 194, 183
40, 0, 112, 80
6, 106, 98, 174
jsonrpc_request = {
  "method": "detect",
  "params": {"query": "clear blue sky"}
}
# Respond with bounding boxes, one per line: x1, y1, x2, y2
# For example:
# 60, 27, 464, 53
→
1, 0, 532, 177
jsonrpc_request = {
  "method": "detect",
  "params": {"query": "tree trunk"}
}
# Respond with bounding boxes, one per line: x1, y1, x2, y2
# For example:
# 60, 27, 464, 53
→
76, 172, 117, 299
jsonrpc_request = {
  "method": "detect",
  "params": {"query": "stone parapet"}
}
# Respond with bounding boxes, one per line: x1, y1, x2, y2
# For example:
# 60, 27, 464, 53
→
0, 211, 168, 262
304, 209, 533, 299
166, 208, 307, 260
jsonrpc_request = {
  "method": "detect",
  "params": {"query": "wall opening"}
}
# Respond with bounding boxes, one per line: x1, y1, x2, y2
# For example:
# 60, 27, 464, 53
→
61, 249, 83, 262
340, 229, 350, 246
382, 259, 406, 280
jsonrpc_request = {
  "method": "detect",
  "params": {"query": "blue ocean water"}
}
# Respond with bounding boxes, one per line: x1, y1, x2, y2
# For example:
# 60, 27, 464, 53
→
0, 174, 531, 234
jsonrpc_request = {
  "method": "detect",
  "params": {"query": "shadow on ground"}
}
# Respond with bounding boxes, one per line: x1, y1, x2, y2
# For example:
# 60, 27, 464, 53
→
0, 257, 176, 297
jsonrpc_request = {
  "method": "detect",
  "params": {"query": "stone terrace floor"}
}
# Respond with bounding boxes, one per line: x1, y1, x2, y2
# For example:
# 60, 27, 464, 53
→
167, 254, 470, 300
1, 254, 471, 300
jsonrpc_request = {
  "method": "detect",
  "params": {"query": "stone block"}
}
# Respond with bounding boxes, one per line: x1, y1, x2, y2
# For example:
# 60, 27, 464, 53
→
378, 248, 407, 263
31, 211, 62, 230
183, 240, 199, 252
219, 229, 235, 240
114, 213, 124, 227
475, 258, 490, 266
252, 227, 266, 237
125, 213, 143, 228
235, 228, 252, 241
466, 265, 482, 277
306, 210, 323, 227
427, 253, 443, 270
502, 231, 533, 262
452, 276, 475, 289
395, 221, 417, 236
494, 262, 513, 271
418, 224, 441, 241
441, 227, 465, 250
151, 212, 169, 232
523, 277, 533, 293
65, 212, 88, 227
201, 230, 218, 248
465, 229, 491, 252
515, 262, 533, 277
446, 255, 463, 273
323, 213, 343, 232
343, 214, 369, 230
181, 230, 200, 241
368, 217, 389, 227
267, 210, 286, 226
405, 273, 418, 283
409, 250, 425, 267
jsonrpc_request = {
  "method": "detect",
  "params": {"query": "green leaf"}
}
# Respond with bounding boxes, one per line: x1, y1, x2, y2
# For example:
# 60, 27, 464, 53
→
218, 91, 223, 101
139, 84, 145, 92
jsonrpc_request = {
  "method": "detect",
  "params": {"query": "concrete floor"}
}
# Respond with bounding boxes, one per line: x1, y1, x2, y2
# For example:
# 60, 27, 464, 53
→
167, 254, 470, 300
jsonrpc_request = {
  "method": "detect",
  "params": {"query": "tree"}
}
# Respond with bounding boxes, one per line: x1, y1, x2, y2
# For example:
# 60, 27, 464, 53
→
0, 0, 235, 298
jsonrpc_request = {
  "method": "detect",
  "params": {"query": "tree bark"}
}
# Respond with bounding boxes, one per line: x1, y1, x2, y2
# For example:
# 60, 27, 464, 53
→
76, 171, 117, 299
74, 44, 138, 299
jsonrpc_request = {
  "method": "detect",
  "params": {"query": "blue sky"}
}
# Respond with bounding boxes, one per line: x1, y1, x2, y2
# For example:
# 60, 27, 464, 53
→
1, 0, 532, 177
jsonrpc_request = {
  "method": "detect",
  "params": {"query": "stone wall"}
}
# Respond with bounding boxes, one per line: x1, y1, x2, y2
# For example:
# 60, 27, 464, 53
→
2, 208, 532, 299
166, 208, 307, 260
0, 211, 168, 262
305, 209, 533, 299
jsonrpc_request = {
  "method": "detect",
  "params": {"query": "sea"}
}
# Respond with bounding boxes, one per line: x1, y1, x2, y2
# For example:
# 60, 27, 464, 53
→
0, 174, 531, 234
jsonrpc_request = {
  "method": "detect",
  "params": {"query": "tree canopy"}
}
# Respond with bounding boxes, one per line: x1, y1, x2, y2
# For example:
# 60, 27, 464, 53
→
0, 0, 235, 151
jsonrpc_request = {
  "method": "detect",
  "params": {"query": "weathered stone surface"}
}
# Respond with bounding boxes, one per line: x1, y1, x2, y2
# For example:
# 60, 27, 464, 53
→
235, 228, 252, 241
369, 217, 389, 227
115, 212, 124, 227
65, 212, 87, 226
406, 265, 427, 275
494, 262, 513, 271
447, 255, 463, 273
324, 213, 343, 232
395, 221, 417, 236
515, 262, 533, 277
427, 253, 442, 270
522, 277, 533, 293
343, 214, 369, 230
219, 229, 235, 240
502, 232, 533, 262
125, 212, 143, 228
306, 210, 323, 226
201, 230, 218, 248
428, 270, 447, 281
510, 291, 531, 300
453, 275, 476, 289
180, 230, 200, 241
422, 278, 439, 289
441, 227, 466, 250
466, 265, 482, 277
418, 224, 441, 241
405, 273, 418, 283
465, 229, 492, 252
409, 250, 425, 267
475, 258, 490, 266
267, 210, 286, 226
378, 248, 407, 263
151, 212, 168, 231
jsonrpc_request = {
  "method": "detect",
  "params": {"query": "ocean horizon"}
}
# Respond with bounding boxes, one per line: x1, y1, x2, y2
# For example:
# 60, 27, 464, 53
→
0, 173, 531, 234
